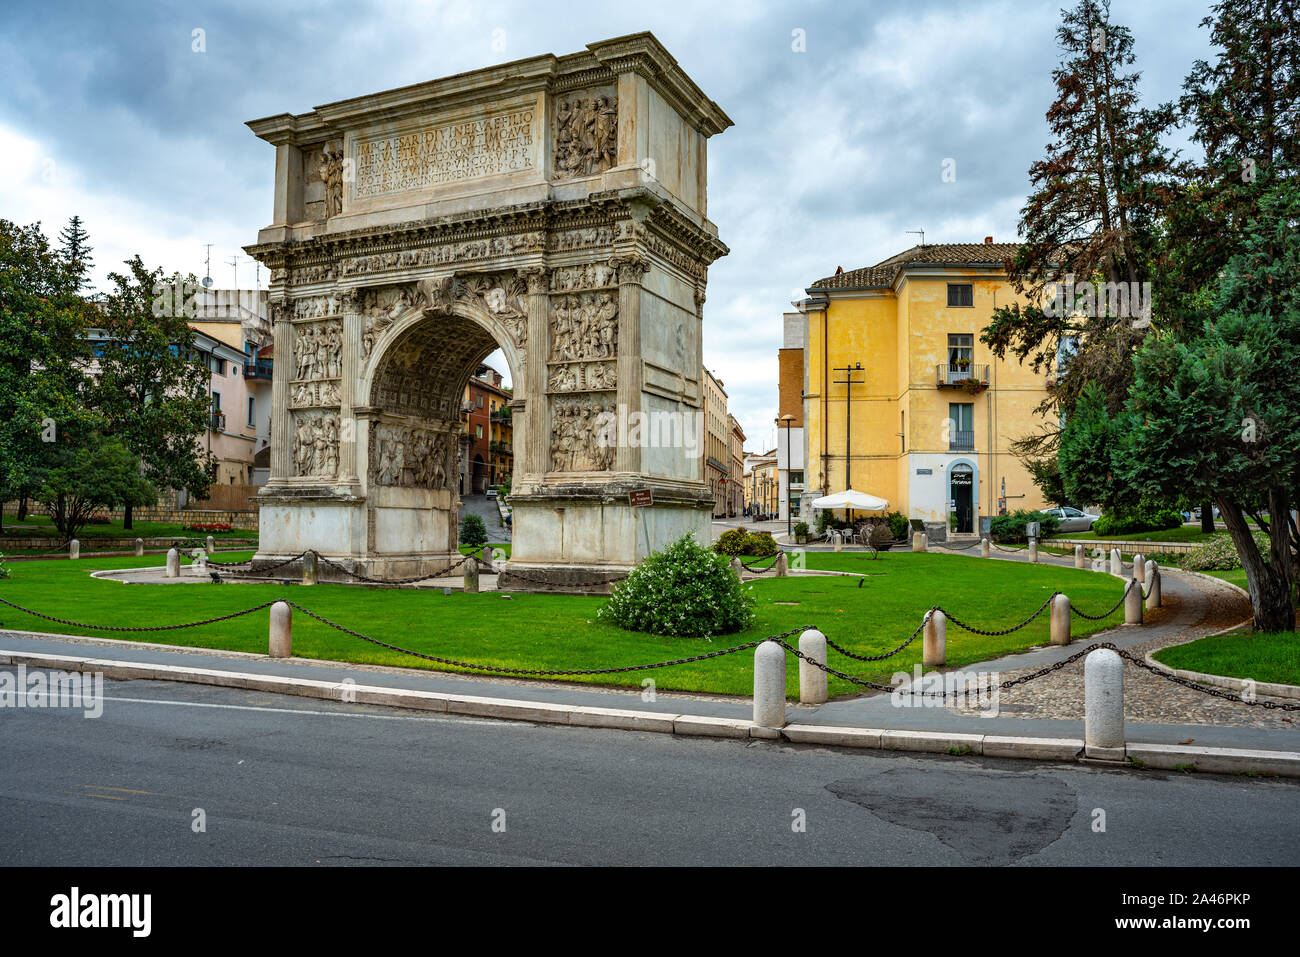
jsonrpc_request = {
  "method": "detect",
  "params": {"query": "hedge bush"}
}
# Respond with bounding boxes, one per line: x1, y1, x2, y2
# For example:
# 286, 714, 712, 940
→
599, 534, 756, 637
886, 511, 909, 541
459, 513, 488, 547
1183, 534, 1265, 571
989, 509, 1061, 543
1091, 505, 1183, 537
713, 528, 779, 557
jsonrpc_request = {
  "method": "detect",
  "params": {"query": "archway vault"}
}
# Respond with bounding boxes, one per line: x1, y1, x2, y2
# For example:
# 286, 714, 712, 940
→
246, 35, 732, 591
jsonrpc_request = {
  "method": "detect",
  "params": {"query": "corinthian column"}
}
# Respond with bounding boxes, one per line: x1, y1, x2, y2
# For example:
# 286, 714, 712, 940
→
521, 266, 550, 481
269, 302, 293, 483
613, 254, 649, 474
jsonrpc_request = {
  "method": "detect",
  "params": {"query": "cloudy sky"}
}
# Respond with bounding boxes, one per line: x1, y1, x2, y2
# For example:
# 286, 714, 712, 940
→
0, 0, 1214, 450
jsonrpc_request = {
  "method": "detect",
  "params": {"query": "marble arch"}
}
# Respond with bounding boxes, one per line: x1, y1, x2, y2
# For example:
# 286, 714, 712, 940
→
244, 33, 732, 591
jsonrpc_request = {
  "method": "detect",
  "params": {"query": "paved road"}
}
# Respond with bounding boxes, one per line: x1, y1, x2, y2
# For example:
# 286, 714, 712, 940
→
2, 669, 1296, 866
460, 493, 510, 544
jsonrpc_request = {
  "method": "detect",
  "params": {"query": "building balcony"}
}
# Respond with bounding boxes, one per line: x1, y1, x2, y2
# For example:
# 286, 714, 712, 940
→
949, 430, 975, 451
243, 358, 273, 380
937, 363, 989, 389
209, 412, 227, 432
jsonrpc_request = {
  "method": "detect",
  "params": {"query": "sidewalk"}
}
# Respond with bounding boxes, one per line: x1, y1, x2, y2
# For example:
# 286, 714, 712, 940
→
2, 546, 1297, 775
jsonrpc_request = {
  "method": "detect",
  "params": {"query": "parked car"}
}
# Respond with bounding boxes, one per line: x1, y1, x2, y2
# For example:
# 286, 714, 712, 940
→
485, 487, 499, 499
1043, 505, 1099, 533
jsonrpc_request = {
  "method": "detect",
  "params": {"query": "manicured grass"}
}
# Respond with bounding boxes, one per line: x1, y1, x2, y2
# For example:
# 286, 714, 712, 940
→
0, 549, 1128, 698
459, 543, 511, 558
1, 514, 254, 544
1153, 630, 1300, 687
1049, 526, 1220, 544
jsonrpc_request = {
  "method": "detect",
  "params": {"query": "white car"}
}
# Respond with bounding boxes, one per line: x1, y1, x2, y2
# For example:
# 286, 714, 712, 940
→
1044, 505, 1099, 533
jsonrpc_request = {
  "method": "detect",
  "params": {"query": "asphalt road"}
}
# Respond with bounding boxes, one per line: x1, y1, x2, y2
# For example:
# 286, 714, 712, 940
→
2, 668, 1298, 866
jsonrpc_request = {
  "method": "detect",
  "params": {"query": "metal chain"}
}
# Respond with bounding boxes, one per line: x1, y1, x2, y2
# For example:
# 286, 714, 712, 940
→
286, 599, 812, 676
824, 617, 927, 662
0, 595, 278, 632
740, 553, 781, 571
935, 539, 983, 551
315, 552, 472, 585
1070, 579, 1134, 620
940, 594, 1056, 636
991, 541, 1030, 552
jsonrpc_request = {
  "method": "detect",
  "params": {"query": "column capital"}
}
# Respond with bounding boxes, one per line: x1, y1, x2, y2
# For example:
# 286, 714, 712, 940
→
520, 265, 551, 295
609, 254, 650, 285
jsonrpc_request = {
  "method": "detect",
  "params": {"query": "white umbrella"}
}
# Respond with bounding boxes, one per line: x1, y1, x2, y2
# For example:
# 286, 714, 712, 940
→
810, 489, 890, 511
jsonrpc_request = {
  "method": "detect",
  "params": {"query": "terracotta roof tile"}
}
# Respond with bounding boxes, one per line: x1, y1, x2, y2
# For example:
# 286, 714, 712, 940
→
809, 243, 1020, 290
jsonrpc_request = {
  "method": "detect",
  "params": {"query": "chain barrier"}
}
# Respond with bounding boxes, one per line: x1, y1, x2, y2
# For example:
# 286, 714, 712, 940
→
0, 595, 278, 632
941, 594, 1057, 636
740, 553, 781, 572
315, 552, 473, 585
286, 598, 812, 676
824, 618, 927, 662
991, 541, 1030, 553
1070, 579, 1134, 620
934, 539, 983, 551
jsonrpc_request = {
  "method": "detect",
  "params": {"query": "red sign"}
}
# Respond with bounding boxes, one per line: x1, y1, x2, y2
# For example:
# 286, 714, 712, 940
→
629, 489, 653, 507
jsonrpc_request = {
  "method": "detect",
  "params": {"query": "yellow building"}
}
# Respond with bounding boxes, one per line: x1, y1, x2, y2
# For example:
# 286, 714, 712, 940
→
795, 242, 1050, 536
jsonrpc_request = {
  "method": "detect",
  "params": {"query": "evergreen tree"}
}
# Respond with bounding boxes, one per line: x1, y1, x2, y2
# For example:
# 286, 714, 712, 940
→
57, 215, 94, 291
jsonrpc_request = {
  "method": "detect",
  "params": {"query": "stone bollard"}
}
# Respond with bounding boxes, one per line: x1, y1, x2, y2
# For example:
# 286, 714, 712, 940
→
797, 628, 828, 704
205, 535, 215, 555
165, 547, 180, 578
775, 552, 789, 577
68, 539, 80, 560
753, 640, 787, 728
912, 531, 927, 553
464, 558, 480, 594
923, 609, 946, 667
1028, 538, 1039, 563
1145, 564, 1161, 610
1074, 544, 1085, 569
1050, 593, 1071, 645
134, 537, 144, 557
730, 556, 743, 577
833, 531, 842, 552
980, 537, 990, 558
1084, 647, 1125, 755
480, 546, 495, 571
1133, 552, 1145, 583
1124, 579, 1143, 624
301, 550, 318, 586
1109, 548, 1122, 576
268, 600, 292, 658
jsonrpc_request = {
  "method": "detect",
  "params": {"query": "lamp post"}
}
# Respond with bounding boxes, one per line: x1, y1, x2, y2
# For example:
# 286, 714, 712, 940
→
832, 362, 864, 523
777, 413, 795, 536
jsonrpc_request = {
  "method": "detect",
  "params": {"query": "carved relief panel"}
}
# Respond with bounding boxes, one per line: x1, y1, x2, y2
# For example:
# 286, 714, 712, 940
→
292, 319, 343, 382
549, 291, 617, 362
369, 422, 456, 490
292, 411, 340, 478
553, 88, 618, 180
549, 396, 615, 473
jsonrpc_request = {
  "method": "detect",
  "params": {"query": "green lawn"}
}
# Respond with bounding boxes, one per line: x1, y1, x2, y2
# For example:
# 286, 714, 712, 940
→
1153, 630, 1300, 687
1, 514, 255, 552
0, 549, 1128, 698
1049, 526, 1220, 545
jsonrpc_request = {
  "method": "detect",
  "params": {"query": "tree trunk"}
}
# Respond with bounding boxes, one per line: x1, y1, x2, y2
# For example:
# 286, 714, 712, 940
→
1201, 500, 1215, 534
1218, 494, 1296, 633
16, 495, 27, 521
123, 503, 133, 531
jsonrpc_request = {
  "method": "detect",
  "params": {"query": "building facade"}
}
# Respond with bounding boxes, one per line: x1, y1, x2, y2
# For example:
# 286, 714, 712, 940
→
727, 414, 745, 517
702, 369, 730, 518
776, 315, 807, 523
460, 364, 513, 495
794, 242, 1050, 536
743, 449, 778, 518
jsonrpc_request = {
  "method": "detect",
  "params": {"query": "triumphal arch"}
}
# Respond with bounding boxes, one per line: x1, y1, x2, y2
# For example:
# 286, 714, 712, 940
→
244, 33, 732, 591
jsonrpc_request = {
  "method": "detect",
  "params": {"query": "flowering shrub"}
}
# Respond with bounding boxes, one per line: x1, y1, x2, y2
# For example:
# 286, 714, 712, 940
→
183, 522, 232, 532
599, 534, 755, 638
1183, 534, 1264, 571
0, 553, 9, 579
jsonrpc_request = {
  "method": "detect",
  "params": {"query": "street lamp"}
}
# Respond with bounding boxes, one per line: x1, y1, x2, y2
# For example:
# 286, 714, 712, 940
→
777, 413, 795, 536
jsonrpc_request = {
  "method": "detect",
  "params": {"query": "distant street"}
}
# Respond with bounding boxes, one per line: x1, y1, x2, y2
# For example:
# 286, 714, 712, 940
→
461, 493, 511, 544
2, 671, 1297, 866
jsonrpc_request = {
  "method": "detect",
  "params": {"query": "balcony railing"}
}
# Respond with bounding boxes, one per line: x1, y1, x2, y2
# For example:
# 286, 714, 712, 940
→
243, 358, 273, 379
937, 363, 989, 387
209, 412, 227, 432
949, 430, 975, 451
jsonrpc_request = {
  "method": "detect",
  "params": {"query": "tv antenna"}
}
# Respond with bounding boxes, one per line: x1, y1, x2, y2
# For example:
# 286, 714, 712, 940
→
227, 255, 240, 289
202, 244, 213, 288
906, 229, 926, 247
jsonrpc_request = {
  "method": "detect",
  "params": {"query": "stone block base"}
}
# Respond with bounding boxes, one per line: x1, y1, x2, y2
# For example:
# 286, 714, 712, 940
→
497, 562, 633, 595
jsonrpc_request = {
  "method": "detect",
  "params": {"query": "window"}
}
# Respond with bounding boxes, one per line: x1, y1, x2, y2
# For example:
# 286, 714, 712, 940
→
247, 396, 255, 427
476, 425, 483, 438
947, 283, 974, 308
477, 395, 484, 408
210, 355, 225, 376
211, 391, 221, 411
789, 470, 804, 486
949, 402, 974, 450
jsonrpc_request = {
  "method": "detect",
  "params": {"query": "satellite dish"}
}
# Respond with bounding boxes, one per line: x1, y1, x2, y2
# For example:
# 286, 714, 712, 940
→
202, 276, 213, 288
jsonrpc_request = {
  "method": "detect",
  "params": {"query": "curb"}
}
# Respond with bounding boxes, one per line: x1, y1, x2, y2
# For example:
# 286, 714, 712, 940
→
4, 647, 1299, 778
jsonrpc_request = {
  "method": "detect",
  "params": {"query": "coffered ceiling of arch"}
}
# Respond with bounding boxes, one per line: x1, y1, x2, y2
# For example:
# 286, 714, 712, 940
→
370, 313, 500, 421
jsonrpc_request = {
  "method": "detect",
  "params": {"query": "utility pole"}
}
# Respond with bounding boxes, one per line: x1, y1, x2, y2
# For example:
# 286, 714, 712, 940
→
832, 362, 864, 520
